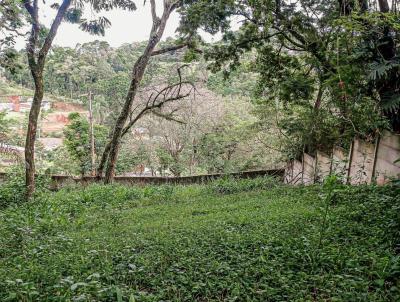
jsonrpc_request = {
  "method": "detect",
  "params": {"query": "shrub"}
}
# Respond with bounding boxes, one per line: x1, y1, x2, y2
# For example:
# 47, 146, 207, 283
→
208, 175, 281, 194
0, 167, 50, 207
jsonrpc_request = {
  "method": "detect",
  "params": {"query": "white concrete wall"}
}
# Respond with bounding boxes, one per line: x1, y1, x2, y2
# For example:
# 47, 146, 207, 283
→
348, 139, 375, 185
284, 160, 303, 185
331, 147, 348, 182
284, 132, 400, 186
374, 131, 400, 184
302, 153, 316, 185
315, 151, 331, 183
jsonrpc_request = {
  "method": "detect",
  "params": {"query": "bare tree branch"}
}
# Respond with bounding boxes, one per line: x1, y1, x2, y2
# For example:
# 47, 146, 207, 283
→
152, 108, 186, 124
23, 0, 35, 18
149, 0, 158, 23
151, 43, 189, 56
121, 65, 194, 137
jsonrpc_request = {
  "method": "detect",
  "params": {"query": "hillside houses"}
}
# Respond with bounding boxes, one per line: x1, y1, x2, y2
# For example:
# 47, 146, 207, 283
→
0, 95, 87, 156
0, 95, 51, 112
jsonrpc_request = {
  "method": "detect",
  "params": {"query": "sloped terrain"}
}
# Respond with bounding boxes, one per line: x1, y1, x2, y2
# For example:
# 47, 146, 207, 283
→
0, 178, 399, 301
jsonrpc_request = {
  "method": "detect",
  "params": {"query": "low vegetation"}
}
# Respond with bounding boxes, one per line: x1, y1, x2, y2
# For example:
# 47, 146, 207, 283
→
0, 177, 399, 301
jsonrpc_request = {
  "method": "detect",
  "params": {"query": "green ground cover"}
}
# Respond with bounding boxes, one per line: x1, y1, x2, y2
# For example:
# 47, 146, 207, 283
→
0, 177, 399, 301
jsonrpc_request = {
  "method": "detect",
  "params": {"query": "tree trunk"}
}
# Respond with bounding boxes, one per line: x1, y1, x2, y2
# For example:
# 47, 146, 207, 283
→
97, 108, 148, 178
97, 140, 111, 178
359, 0, 368, 12
25, 71, 43, 199
104, 80, 138, 183
88, 91, 96, 176
104, 2, 173, 184
23, 0, 72, 199
378, 0, 390, 12
313, 80, 324, 110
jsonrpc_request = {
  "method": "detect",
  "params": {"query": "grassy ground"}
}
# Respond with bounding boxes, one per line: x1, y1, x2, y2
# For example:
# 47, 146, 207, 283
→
0, 178, 399, 301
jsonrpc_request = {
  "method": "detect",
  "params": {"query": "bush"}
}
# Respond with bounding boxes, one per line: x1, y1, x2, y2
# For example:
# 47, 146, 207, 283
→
0, 167, 50, 207
208, 175, 281, 194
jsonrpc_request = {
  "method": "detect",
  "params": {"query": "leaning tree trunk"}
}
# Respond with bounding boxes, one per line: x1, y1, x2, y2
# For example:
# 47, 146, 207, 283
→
97, 107, 148, 177
104, 1, 173, 184
23, 0, 72, 199
378, 0, 390, 12
97, 140, 111, 178
25, 71, 44, 198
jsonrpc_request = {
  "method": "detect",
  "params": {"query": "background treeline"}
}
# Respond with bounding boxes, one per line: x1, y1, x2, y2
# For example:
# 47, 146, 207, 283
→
2, 40, 281, 177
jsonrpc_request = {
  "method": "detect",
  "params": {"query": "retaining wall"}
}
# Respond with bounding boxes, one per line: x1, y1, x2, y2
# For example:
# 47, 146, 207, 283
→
0, 169, 285, 190
374, 131, 400, 185
284, 131, 400, 185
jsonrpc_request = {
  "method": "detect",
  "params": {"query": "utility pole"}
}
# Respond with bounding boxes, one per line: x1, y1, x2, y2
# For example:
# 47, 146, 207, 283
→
88, 91, 96, 176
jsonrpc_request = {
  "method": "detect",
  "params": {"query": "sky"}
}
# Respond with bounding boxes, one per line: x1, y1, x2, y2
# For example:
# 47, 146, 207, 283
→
13, 2, 220, 50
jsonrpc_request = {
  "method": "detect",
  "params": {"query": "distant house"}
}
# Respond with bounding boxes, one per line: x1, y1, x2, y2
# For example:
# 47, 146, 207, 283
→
0, 96, 52, 112
20, 98, 51, 112
0, 103, 13, 111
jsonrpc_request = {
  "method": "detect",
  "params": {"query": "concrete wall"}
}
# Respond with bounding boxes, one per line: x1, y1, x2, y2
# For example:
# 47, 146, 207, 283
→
374, 131, 400, 185
0, 169, 285, 190
284, 160, 302, 185
302, 153, 316, 185
284, 130, 400, 186
315, 151, 331, 183
331, 147, 348, 181
348, 139, 376, 185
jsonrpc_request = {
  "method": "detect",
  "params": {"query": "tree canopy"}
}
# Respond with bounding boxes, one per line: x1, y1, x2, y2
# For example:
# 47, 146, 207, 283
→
179, 0, 399, 157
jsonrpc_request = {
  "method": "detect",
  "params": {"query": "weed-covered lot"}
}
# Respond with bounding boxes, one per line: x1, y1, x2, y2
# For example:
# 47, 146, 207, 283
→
0, 177, 399, 301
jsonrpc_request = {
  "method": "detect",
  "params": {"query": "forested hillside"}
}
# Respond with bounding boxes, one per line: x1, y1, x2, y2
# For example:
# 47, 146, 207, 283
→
1, 40, 281, 176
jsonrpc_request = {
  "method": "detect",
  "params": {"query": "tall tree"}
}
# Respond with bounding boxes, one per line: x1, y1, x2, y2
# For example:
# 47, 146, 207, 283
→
23, 0, 73, 199
102, 0, 193, 183
99, 63, 194, 180
21, 0, 136, 198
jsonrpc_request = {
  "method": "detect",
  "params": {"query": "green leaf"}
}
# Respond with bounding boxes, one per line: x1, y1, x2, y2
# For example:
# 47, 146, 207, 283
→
70, 282, 86, 291
381, 94, 400, 114
116, 287, 123, 302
